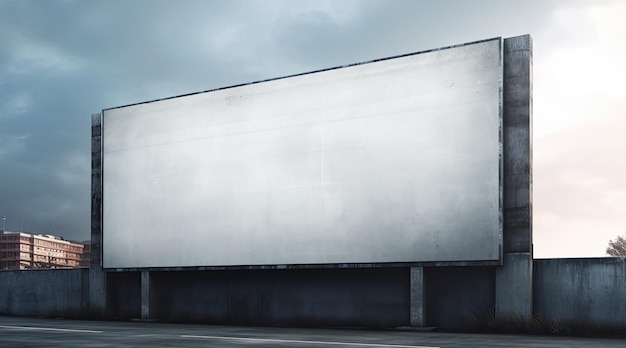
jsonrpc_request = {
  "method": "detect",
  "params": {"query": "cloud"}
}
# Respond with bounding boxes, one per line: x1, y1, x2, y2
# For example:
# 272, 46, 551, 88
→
0, 134, 29, 159
0, 15, 85, 75
534, 0, 626, 138
0, 92, 32, 120
530, 0, 626, 257
4, 37, 85, 74
533, 111, 626, 257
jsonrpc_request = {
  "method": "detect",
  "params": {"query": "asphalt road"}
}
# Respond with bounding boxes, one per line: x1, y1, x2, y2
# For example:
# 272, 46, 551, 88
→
0, 316, 624, 348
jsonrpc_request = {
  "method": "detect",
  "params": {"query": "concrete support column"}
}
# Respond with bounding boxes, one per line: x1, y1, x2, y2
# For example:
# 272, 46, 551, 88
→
496, 253, 532, 320
141, 271, 150, 319
89, 112, 106, 315
495, 35, 533, 324
88, 268, 106, 315
410, 267, 425, 327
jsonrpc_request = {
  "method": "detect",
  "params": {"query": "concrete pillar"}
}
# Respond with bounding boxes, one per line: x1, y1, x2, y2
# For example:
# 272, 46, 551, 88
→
89, 112, 106, 315
410, 267, 424, 327
495, 35, 533, 323
496, 253, 533, 320
88, 268, 106, 315
141, 271, 150, 319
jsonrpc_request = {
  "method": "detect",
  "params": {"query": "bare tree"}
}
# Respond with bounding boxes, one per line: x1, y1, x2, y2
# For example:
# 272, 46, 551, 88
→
606, 236, 626, 257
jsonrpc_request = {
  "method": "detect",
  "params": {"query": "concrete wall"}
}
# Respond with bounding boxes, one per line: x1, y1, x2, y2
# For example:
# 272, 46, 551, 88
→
534, 258, 626, 331
106, 271, 141, 319
0, 268, 88, 316
2, 258, 626, 333
149, 268, 409, 328
425, 258, 626, 331
425, 266, 495, 330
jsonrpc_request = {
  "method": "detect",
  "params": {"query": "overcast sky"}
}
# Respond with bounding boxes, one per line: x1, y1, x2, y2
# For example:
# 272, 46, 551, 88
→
0, 0, 624, 258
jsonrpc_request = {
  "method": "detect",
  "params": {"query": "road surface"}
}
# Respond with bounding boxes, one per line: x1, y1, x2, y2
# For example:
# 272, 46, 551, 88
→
0, 316, 624, 347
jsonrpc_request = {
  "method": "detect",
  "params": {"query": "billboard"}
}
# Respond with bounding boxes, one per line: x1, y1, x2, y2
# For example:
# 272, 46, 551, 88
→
102, 38, 502, 269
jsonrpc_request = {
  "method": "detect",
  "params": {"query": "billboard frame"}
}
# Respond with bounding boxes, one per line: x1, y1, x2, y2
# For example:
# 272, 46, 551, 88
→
94, 37, 506, 271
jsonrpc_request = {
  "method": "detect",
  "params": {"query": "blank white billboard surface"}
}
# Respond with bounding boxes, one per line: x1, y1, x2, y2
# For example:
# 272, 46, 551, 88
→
102, 38, 502, 268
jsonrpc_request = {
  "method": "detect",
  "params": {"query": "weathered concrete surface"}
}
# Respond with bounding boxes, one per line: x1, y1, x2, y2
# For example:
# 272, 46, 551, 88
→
141, 271, 150, 319
534, 258, 626, 331
90, 112, 106, 315
0, 269, 88, 316
496, 253, 533, 321
3, 258, 626, 333
424, 266, 495, 330
501, 34, 533, 254
496, 34, 533, 324
106, 271, 141, 319
149, 268, 409, 328
409, 267, 424, 327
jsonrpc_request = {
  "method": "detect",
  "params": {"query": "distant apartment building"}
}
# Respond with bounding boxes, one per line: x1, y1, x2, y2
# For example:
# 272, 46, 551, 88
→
0, 230, 87, 270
